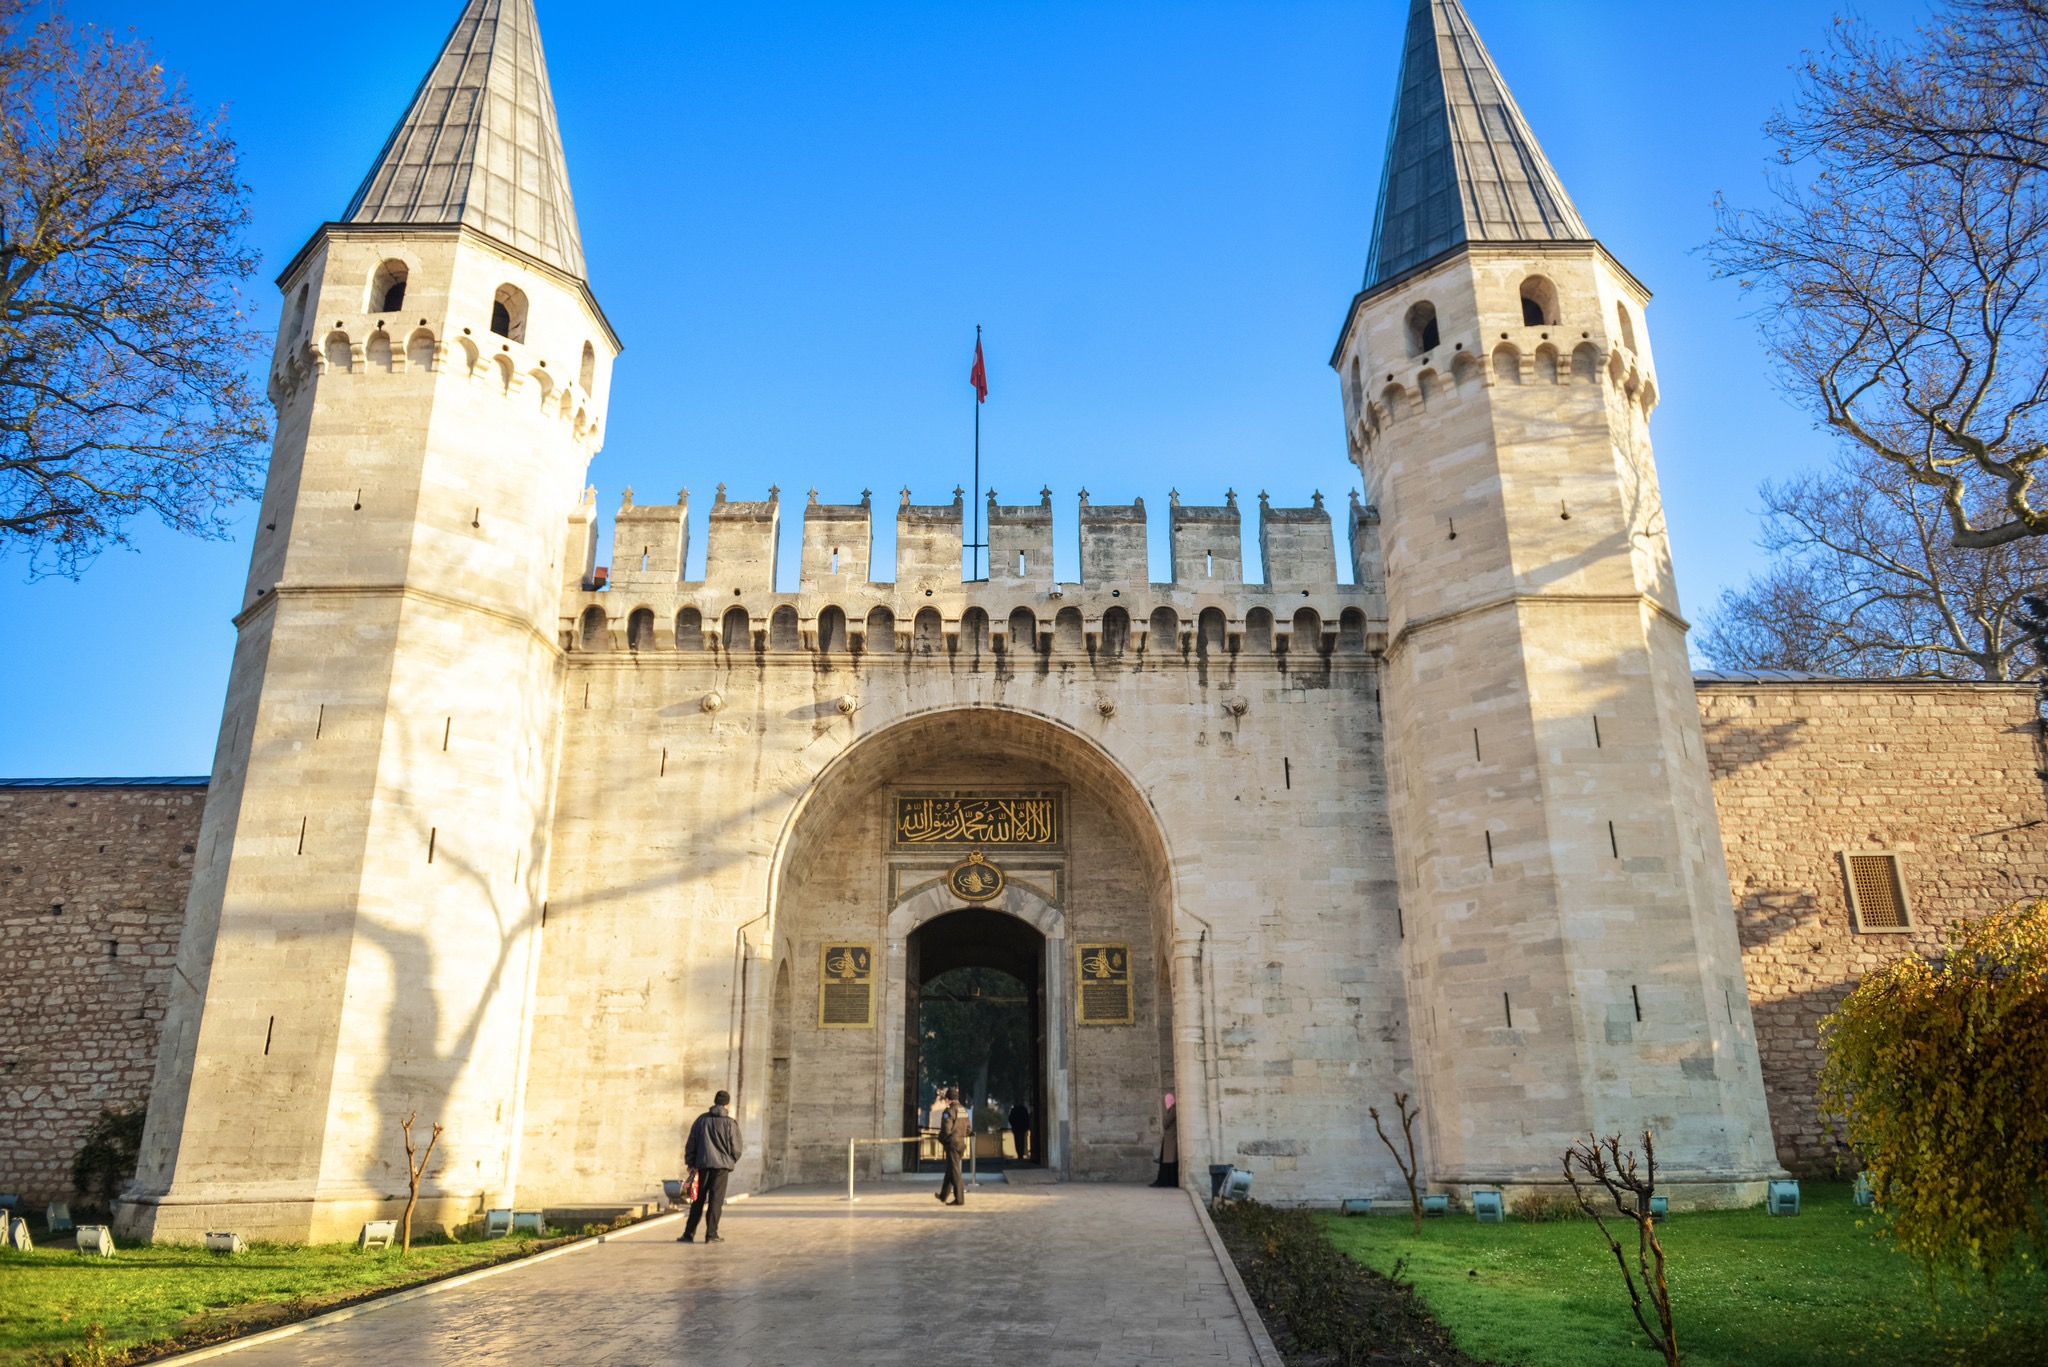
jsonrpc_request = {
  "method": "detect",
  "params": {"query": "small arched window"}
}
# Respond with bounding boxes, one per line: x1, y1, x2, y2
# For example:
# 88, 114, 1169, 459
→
1008, 607, 1037, 653
288, 284, 308, 340
627, 607, 655, 651
1149, 607, 1179, 652
1291, 607, 1323, 656
1492, 344, 1521, 385
491, 284, 528, 342
579, 605, 609, 651
676, 607, 704, 651
1405, 301, 1440, 355
1245, 607, 1274, 654
1339, 608, 1366, 652
721, 606, 752, 652
579, 341, 597, 392
1348, 356, 1363, 412
1616, 302, 1637, 353
1572, 342, 1599, 382
1054, 607, 1084, 653
1101, 606, 1130, 656
1519, 275, 1558, 327
770, 605, 802, 651
368, 259, 408, 314
866, 606, 897, 651
960, 607, 991, 655
817, 605, 847, 654
914, 607, 945, 654
1198, 607, 1228, 657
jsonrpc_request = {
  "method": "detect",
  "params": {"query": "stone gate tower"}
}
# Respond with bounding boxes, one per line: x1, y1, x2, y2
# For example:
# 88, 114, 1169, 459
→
1332, 0, 1779, 1198
125, 0, 618, 1242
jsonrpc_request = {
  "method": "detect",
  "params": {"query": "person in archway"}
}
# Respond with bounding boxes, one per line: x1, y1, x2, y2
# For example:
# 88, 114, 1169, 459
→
937, 1087, 971, 1206
1008, 1099, 1032, 1163
678, 1089, 743, 1243
1151, 1092, 1179, 1189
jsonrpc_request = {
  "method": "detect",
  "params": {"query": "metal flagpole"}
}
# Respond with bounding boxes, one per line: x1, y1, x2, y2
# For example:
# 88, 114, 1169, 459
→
972, 324, 983, 581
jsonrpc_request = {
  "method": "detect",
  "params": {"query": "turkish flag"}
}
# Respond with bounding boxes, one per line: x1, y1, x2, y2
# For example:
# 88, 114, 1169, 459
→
970, 337, 988, 403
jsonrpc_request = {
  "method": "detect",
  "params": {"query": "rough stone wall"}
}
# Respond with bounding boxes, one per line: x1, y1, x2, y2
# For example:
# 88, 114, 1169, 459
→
0, 784, 204, 1204
1698, 680, 2048, 1175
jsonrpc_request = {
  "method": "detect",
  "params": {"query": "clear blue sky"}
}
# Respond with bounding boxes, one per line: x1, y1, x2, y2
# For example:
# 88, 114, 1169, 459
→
0, 0, 1930, 776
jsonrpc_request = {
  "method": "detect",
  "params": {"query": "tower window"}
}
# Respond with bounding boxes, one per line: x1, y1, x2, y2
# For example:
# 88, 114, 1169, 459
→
1843, 852, 1913, 932
368, 259, 408, 314
1617, 302, 1638, 353
579, 340, 596, 392
1405, 301, 1440, 355
491, 284, 528, 342
1520, 275, 1558, 327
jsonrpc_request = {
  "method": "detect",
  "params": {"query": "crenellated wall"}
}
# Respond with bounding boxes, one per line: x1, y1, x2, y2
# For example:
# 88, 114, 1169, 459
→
561, 486, 1388, 662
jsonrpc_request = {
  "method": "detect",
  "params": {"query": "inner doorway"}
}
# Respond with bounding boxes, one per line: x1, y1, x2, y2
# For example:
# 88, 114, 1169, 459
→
905, 908, 1045, 1169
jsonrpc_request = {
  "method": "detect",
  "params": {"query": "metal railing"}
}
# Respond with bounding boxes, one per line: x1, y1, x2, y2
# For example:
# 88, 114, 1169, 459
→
843, 1134, 980, 1202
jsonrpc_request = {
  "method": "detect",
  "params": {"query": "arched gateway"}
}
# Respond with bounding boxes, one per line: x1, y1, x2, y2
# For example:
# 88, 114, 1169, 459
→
753, 708, 1186, 1184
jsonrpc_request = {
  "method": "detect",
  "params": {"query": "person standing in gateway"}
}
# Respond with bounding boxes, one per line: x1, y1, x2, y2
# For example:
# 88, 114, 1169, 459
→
678, 1090, 744, 1243
936, 1087, 971, 1206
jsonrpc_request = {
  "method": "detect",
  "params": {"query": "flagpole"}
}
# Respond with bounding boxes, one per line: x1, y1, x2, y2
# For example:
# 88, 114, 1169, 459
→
972, 324, 983, 581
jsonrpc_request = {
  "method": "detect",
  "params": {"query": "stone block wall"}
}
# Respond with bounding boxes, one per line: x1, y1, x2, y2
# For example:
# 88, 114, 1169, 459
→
1697, 678, 2048, 1175
0, 782, 204, 1204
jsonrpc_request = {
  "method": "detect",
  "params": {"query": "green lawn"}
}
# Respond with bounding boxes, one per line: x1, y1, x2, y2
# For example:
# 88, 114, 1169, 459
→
0, 1233, 560, 1365
1320, 1183, 2047, 1367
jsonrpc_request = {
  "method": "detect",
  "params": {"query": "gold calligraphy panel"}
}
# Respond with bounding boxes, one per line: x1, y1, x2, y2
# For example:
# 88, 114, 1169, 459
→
1076, 943, 1134, 1026
819, 943, 875, 1028
895, 796, 1060, 847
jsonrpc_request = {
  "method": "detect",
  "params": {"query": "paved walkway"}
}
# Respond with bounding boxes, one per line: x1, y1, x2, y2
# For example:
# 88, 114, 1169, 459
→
210, 1184, 1267, 1366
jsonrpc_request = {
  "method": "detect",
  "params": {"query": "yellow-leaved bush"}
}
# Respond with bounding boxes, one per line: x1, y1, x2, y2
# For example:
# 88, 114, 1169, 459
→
1818, 899, 2048, 1293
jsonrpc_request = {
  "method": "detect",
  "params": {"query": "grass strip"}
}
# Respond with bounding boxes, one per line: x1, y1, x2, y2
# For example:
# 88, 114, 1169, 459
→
1318, 1182, 2046, 1367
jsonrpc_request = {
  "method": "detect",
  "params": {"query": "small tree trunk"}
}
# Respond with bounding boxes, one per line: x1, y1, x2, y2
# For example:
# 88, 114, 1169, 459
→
399, 1112, 444, 1255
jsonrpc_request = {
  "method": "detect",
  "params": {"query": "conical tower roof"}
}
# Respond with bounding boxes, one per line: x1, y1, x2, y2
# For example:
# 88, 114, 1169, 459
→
343, 0, 586, 280
1363, 0, 1587, 289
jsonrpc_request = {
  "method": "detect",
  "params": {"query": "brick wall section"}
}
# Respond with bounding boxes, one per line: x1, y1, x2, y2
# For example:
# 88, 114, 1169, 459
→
0, 783, 204, 1204
1696, 681, 2048, 1175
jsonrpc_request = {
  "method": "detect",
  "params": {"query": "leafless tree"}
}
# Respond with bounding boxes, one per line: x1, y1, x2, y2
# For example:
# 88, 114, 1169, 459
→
1709, 1, 2048, 551
1368, 1092, 1425, 1234
1699, 448, 2048, 679
1562, 1131, 1679, 1367
398, 1111, 443, 1255
0, 1, 267, 579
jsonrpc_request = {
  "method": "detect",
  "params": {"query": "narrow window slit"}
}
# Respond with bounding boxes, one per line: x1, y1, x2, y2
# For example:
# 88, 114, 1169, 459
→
1609, 821, 1619, 858
443, 717, 452, 751
1484, 830, 1494, 867
1283, 757, 1291, 789
1473, 729, 1482, 762
264, 1016, 275, 1056
297, 817, 307, 855
1592, 715, 1601, 748
316, 704, 325, 739
1503, 993, 1513, 1028
428, 827, 437, 864
1632, 984, 1643, 1022
660, 746, 668, 777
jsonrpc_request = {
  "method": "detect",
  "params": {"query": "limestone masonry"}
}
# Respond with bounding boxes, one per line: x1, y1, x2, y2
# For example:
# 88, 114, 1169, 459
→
3, 0, 2044, 1232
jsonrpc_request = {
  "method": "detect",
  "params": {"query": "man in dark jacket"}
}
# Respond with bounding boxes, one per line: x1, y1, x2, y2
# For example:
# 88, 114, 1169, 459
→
1008, 1099, 1032, 1163
678, 1090, 743, 1243
936, 1088, 970, 1206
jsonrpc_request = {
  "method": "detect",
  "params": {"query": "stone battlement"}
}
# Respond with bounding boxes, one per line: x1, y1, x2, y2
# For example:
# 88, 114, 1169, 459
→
564, 485, 1386, 655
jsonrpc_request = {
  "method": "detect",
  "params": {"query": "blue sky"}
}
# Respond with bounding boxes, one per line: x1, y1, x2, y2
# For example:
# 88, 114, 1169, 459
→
0, 0, 1931, 775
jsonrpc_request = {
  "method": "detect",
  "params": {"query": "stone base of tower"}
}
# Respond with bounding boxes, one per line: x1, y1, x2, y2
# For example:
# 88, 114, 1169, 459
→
1433, 1175, 1781, 1214
115, 1190, 483, 1246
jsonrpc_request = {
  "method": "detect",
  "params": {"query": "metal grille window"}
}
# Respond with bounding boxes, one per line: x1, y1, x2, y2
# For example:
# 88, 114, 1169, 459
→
1843, 853, 1912, 932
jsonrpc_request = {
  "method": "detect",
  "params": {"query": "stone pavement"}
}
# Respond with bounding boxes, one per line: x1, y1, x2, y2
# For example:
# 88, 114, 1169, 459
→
205, 1184, 1268, 1366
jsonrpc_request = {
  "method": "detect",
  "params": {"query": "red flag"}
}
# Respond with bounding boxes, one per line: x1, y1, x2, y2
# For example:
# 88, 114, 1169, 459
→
969, 337, 988, 404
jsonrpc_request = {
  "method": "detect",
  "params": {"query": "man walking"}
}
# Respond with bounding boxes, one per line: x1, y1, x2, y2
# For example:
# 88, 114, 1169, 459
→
1007, 1099, 1032, 1163
936, 1087, 970, 1206
678, 1089, 743, 1243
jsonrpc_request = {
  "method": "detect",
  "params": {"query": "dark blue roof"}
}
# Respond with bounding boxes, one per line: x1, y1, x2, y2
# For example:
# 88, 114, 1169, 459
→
1364, 0, 1589, 288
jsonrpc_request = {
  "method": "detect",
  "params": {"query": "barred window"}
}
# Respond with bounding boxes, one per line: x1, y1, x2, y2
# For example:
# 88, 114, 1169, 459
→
1843, 853, 1912, 933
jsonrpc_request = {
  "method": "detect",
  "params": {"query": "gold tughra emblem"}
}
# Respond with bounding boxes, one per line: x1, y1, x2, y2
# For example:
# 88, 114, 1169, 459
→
946, 851, 1006, 902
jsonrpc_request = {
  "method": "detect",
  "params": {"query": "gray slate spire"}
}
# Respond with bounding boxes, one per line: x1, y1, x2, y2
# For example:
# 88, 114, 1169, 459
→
1363, 0, 1588, 288
344, 0, 587, 280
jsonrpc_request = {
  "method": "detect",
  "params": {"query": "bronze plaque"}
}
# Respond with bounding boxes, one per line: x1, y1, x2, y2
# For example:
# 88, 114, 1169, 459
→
819, 943, 875, 1028
946, 851, 1005, 902
1076, 943, 1134, 1025
896, 796, 1059, 847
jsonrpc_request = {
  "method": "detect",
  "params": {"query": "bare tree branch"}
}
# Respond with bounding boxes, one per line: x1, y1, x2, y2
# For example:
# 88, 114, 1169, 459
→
1709, 1, 2048, 550
0, 0, 267, 579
